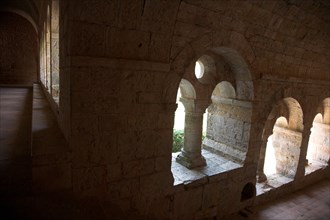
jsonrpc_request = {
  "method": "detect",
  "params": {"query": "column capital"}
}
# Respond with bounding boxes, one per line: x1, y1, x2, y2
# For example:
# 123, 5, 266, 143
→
180, 97, 210, 114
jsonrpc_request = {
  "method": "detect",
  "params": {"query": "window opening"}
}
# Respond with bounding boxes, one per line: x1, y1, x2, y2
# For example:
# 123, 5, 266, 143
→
203, 81, 249, 166
263, 135, 276, 176
263, 116, 288, 176
195, 61, 204, 79
173, 88, 185, 153
46, 5, 51, 91
50, 0, 60, 103
257, 115, 299, 195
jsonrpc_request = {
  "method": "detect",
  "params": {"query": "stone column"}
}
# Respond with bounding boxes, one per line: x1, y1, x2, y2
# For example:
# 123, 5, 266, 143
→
176, 98, 208, 169
257, 139, 268, 182
295, 128, 311, 180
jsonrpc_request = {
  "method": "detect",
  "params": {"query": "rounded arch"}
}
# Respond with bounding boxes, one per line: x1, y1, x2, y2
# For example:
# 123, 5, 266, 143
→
262, 97, 303, 141
211, 81, 236, 102
260, 97, 303, 179
179, 79, 196, 100
202, 47, 254, 101
209, 47, 252, 81
283, 97, 304, 132
263, 105, 288, 141
163, 31, 255, 104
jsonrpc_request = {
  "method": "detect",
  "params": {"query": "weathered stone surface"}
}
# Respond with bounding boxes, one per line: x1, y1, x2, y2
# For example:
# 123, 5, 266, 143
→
4, 0, 330, 219
173, 187, 203, 218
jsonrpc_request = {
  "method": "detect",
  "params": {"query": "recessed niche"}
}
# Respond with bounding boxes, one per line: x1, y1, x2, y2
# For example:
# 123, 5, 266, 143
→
241, 182, 255, 201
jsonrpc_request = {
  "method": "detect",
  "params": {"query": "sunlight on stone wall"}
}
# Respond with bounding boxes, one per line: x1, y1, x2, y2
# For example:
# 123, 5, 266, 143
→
264, 135, 276, 175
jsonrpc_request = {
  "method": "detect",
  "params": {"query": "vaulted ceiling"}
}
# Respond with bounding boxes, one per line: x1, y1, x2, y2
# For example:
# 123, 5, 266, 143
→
0, 0, 41, 27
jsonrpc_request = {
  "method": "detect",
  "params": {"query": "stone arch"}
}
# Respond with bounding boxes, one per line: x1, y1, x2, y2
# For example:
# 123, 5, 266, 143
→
208, 47, 253, 100
186, 47, 254, 101
179, 79, 196, 100
211, 81, 236, 102
203, 80, 253, 164
166, 32, 255, 171
259, 86, 305, 137
163, 30, 255, 104
171, 47, 254, 170
173, 77, 208, 169
283, 97, 304, 132
258, 97, 303, 182
263, 97, 303, 144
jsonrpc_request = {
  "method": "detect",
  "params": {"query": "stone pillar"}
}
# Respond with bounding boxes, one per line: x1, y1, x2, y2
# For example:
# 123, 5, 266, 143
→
176, 98, 208, 169
295, 127, 312, 180
257, 139, 268, 182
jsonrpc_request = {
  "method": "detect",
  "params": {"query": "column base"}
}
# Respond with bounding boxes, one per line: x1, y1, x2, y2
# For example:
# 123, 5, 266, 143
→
257, 172, 267, 183
176, 150, 206, 169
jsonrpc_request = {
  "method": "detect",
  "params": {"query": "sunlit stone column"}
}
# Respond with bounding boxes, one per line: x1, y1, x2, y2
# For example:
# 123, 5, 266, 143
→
257, 139, 268, 182
295, 128, 311, 179
176, 98, 208, 169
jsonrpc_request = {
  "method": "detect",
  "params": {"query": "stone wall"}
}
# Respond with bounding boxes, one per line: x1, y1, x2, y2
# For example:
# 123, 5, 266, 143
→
272, 126, 302, 178
0, 12, 37, 85
309, 122, 330, 163
204, 99, 252, 163
36, 0, 330, 219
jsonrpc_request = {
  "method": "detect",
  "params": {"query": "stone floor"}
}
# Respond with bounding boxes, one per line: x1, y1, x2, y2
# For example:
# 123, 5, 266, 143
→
171, 149, 242, 185
231, 179, 330, 220
0, 86, 33, 195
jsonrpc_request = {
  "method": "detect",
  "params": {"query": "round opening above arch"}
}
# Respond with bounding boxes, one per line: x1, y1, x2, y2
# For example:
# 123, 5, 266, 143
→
194, 55, 216, 85
195, 61, 204, 79
163, 44, 255, 104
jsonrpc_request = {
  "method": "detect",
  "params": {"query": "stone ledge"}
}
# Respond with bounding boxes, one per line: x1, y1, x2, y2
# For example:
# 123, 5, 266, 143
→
71, 56, 170, 72
171, 149, 242, 187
